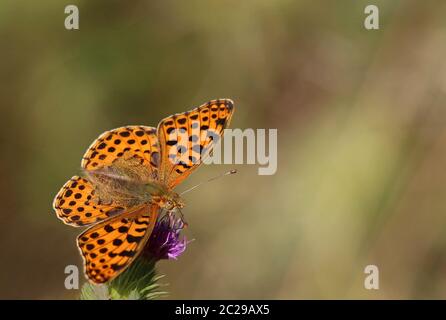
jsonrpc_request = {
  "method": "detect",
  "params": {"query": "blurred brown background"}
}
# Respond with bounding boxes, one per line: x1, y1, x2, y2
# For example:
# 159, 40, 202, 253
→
1, 0, 446, 299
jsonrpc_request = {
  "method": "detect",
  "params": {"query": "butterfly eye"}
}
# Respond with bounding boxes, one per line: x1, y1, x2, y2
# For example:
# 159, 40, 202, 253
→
165, 200, 173, 209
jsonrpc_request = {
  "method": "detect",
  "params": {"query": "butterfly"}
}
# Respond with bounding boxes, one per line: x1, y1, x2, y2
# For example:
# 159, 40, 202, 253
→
53, 99, 235, 283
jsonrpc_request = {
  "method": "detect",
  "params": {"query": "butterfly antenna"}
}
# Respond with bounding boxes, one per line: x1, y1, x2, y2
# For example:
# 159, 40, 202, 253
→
180, 169, 237, 196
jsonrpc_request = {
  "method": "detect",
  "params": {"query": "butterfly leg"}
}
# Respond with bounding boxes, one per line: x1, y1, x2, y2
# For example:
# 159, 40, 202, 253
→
176, 207, 188, 228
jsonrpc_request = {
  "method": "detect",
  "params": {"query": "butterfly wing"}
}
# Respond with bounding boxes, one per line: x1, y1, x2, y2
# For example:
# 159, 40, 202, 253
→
54, 126, 161, 226
53, 176, 125, 226
84, 156, 159, 208
157, 99, 235, 189
81, 125, 160, 181
77, 203, 159, 283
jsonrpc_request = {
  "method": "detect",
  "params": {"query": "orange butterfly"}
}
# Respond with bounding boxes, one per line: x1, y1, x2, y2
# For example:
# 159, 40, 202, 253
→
53, 99, 235, 283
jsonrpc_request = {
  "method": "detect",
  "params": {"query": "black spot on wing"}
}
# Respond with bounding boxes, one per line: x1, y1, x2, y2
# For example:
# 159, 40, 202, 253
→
127, 234, 144, 243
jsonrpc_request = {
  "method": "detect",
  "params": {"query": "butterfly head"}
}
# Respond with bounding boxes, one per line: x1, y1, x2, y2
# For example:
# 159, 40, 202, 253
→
164, 191, 185, 210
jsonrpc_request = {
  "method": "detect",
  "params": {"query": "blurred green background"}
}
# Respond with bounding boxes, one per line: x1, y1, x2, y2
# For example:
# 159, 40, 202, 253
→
1, 0, 446, 299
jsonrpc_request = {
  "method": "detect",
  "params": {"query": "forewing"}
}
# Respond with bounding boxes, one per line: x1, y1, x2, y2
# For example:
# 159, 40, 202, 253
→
157, 99, 234, 189
81, 126, 160, 181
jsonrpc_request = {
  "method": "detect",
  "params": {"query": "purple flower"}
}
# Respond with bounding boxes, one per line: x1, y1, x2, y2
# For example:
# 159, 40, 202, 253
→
144, 212, 188, 261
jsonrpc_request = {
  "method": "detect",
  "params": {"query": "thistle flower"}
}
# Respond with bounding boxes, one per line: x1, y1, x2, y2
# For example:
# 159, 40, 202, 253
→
144, 212, 188, 261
